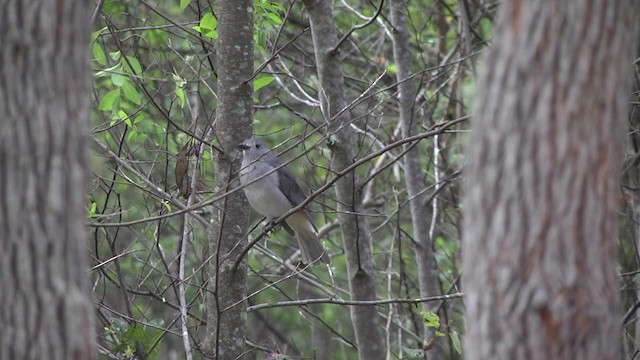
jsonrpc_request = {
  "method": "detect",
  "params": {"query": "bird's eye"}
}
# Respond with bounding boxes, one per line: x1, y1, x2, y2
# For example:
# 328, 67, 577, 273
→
255, 143, 261, 149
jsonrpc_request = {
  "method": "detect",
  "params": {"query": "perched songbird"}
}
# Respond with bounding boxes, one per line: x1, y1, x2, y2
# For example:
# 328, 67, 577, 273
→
238, 138, 329, 264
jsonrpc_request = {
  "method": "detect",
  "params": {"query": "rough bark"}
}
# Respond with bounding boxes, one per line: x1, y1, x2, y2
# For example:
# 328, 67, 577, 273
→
628, 63, 640, 356
0, 0, 95, 359
301, 1, 386, 359
202, 0, 253, 358
389, 0, 444, 357
463, 1, 637, 359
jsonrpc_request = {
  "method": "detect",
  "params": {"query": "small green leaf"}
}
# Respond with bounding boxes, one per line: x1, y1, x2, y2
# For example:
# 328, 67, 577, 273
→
435, 330, 446, 337
88, 202, 97, 218
267, 12, 283, 25
161, 200, 172, 211
387, 63, 398, 74
123, 56, 142, 75
91, 27, 107, 42
99, 89, 121, 111
450, 330, 462, 354
123, 345, 134, 358
200, 12, 217, 31
173, 73, 186, 108
172, 73, 186, 88
193, 12, 217, 39
176, 87, 185, 108
118, 110, 132, 127
122, 80, 141, 105
127, 127, 138, 142
421, 311, 440, 328
109, 50, 121, 61
111, 73, 125, 87
179, 0, 191, 10
135, 132, 148, 143
94, 63, 121, 78
134, 114, 146, 124
253, 75, 274, 92
92, 42, 106, 65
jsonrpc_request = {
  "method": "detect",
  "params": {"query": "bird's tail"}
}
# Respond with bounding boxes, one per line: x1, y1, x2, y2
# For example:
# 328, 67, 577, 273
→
288, 212, 330, 264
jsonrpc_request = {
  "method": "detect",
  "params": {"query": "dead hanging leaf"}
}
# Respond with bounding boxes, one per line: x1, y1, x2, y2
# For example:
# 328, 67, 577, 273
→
175, 142, 194, 197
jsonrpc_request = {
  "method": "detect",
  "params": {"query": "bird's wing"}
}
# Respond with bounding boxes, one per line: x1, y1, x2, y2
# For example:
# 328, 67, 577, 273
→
278, 166, 319, 234
276, 165, 307, 207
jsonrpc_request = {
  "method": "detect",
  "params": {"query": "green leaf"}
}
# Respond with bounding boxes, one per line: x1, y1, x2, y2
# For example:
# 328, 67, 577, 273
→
91, 27, 107, 42
134, 114, 146, 124
127, 127, 139, 142
118, 110, 132, 127
123, 345, 134, 358
173, 73, 186, 108
122, 80, 141, 105
253, 75, 274, 92
99, 89, 121, 111
450, 330, 462, 354
109, 50, 121, 61
92, 42, 106, 65
267, 12, 283, 25
193, 12, 217, 39
200, 12, 217, 31
135, 132, 148, 143
176, 87, 185, 108
94, 63, 121, 78
387, 63, 398, 74
111, 73, 125, 87
172, 73, 186, 88
179, 0, 191, 10
88, 202, 97, 218
421, 311, 440, 328
123, 56, 142, 75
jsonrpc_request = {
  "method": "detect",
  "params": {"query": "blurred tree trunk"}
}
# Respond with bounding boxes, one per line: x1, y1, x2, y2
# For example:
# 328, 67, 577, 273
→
0, 0, 95, 359
202, 0, 253, 358
463, 1, 637, 359
389, 0, 444, 358
628, 64, 640, 355
301, 1, 386, 359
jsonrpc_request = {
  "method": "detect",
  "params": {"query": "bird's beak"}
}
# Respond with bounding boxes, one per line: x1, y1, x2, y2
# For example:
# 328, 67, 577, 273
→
238, 143, 250, 150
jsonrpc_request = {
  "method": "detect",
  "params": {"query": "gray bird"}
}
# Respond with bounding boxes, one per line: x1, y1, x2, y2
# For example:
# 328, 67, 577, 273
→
238, 138, 329, 264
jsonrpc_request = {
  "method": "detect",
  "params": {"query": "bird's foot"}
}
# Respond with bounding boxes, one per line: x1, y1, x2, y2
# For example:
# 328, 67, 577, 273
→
263, 220, 280, 237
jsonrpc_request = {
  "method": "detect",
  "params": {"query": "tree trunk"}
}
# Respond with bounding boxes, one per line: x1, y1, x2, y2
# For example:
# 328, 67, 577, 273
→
202, 0, 253, 358
301, 1, 386, 359
0, 0, 95, 359
389, 0, 444, 358
463, 1, 637, 359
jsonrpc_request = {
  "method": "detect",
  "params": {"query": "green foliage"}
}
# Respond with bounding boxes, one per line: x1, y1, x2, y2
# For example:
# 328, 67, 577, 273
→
254, 75, 274, 93
193, 12, 218, 39
105, 321, 164, 359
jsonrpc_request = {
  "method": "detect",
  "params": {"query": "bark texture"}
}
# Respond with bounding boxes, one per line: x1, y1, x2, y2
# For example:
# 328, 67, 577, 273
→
301, 1, 386, 358
0, 0, 95, 359
389, 0, 444, 357
202, 0, 253, 358
463, 1, 637, 359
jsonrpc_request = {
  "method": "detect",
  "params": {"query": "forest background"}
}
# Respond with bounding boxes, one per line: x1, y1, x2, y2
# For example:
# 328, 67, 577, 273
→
1, 0, 638, 359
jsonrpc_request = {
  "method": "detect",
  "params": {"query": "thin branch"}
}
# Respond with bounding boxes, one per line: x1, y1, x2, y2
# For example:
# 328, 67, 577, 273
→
247, 293, 464, 312
331, 0, 385, 54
